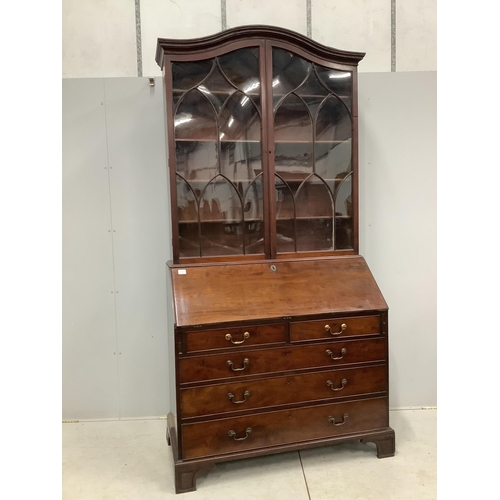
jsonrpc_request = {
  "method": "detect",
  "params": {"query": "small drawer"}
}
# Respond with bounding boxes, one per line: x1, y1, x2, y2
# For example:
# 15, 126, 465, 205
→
184, 324, 286, 353
181, 396, 388, 459
290, 315, 380, 342
179, 337, 386, 384
180, 364, 387, 418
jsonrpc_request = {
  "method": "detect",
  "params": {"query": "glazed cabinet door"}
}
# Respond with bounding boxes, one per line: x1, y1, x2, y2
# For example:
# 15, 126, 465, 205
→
269, 44, 357, 256
164, 38, 359, 263
165, 44, 269, 261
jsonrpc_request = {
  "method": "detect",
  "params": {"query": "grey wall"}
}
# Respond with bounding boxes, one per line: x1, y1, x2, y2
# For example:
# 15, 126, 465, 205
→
62, 71, 436, 419
62, 77, 172, 419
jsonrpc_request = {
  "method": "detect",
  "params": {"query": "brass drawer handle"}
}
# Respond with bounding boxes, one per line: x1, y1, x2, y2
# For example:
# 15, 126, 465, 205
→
227, 390, 250, 404
228, 427, 252, 441
225, 331, 250, 345
226, 358, 250, 371
325, 323, 347, 336
326, 348, 347, 360
326, 378, 347, 391
328, 413, 349, 426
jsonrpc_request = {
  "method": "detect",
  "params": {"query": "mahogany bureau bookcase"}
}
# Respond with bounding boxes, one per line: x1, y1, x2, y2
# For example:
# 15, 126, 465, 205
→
155, 25, 395, 494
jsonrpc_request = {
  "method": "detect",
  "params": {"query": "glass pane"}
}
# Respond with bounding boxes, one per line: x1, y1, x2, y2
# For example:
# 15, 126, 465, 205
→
315, 140, 352, 181
296, 219, 334, 252
219, 48, 261, 95
172, 60, 213, 90
272, 48, 311, 109
274, 94, 313, 143
243, 176, 265, 255
199, 176, 243, 256
174, 90, 217, 141
315, 67, 352, 110
220, 141, 262, 183
275, 175, 296, 253
197, 64, 237, 112
334, 174, 353, 249
176, 175, 200, 258
171, 47, 264, 259
272, 47, 354, 254
296, 70, 329, 99
295, 176, 334, 252
316, 96, 351, 143
274, 94, 313, 198
219, 91, 261, 142
176, 141, 218, 182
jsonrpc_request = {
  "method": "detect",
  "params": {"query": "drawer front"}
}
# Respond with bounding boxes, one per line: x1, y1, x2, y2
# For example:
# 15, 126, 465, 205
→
184, 324, 285, 353
182, 397, 388, 459
179, 338, 386, 384
180, 365, 387, 418
290, 315, 380, 342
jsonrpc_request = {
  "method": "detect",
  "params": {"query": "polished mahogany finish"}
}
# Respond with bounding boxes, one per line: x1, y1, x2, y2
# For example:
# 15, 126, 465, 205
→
290, 314, 380, 342
157, 25, 394, 494
184, 323, 286, 353
180, 364, 387, 418
179, 337, 387, 384
170, 256, 387, 327
181, 396, 388, 460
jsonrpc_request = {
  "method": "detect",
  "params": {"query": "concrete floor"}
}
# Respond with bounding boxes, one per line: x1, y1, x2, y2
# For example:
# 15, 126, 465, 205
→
62, 408, 436, 500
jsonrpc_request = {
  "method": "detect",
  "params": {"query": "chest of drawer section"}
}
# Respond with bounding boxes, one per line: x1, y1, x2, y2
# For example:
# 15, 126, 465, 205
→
176, 313, 387, 458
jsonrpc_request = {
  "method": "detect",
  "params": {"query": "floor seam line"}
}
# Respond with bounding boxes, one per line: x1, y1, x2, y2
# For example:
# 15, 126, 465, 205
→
298, 450, 312, 500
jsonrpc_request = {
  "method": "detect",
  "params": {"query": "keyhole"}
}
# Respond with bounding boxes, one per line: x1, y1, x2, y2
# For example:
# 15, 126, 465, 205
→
270, 265, 277, 272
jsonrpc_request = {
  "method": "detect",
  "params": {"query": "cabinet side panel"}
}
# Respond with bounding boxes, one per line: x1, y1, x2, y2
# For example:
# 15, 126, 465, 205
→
166, 267, 177, 419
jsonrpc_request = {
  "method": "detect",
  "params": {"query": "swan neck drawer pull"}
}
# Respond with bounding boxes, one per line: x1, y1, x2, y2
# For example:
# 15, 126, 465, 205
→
226, 358, 250, 371
225, 332, 250, 345
227, 390, 251, 404
326, 378, 348, 391
325, 323, 347, 336
326, 348, 347, 360
328, 413, 349, 426
228, 427, 252, 441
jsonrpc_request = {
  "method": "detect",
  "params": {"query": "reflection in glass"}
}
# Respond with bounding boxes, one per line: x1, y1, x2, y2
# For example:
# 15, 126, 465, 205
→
219, 91, 261, 142
174, 90, 217, 141
219, 48, 261, 96
272, 48, 310, 109
275, 175, 296, 253
171, 47, 263, 258
198, 64, 237, 111
274, 93, 313, 143
295, 176, 334, 251
272, 48, 353, 252
315, 67, 352, 109
172, 59, 213, 90
176, 141, 218, 182
316, 96, 351, 143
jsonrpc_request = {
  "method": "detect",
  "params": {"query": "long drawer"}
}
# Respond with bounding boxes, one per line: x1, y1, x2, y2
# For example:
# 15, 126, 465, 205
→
183, 324, 286, 353
181, 396, 388, 459
179, 337, 386, 384
180, 364, 387, 418
290, 315, 380, 342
